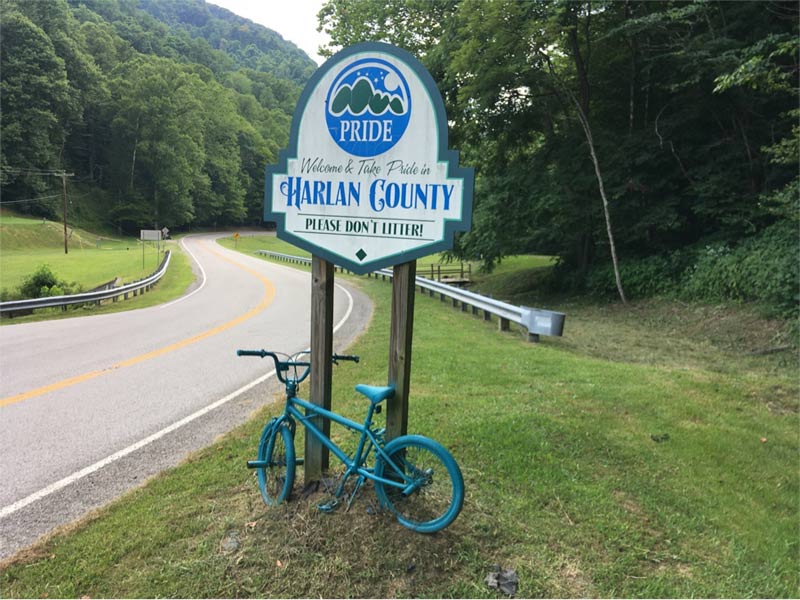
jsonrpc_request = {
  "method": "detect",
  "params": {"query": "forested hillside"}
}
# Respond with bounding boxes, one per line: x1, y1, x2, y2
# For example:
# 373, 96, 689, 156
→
2, 0, 796, 313
1, 0, 314, 230
320, 0, 798, 312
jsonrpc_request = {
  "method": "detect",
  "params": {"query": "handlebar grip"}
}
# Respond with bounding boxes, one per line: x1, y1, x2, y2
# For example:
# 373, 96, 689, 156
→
237, 349, 267, 358
332, 354, 360, 363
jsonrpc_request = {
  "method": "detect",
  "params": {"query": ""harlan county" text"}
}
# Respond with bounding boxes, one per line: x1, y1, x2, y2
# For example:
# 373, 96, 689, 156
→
279, 176, 454, 213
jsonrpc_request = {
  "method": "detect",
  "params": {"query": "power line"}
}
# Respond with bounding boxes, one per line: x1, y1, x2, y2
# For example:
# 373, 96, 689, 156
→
1, 167, 75, 253
0, 194, 62, 205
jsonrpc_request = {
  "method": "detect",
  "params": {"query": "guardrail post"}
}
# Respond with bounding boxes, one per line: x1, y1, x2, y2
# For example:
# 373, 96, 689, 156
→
308, 255, 334, 485
499, 317, 510, 332
387, 260, 416, 441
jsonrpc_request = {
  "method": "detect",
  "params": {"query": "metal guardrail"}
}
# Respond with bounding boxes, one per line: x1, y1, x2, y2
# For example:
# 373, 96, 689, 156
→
255, 250, 564, 342
0, 251, 172, 316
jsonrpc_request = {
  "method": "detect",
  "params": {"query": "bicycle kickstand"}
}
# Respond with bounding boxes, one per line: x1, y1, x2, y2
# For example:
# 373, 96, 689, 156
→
345, 474, 367, 512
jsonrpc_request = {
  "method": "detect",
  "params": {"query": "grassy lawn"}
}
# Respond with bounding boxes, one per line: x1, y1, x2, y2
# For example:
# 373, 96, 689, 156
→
0, 213, 195, 322
220, 232, 309, 258
1, 235, 796, 597
0, 214, 166, 291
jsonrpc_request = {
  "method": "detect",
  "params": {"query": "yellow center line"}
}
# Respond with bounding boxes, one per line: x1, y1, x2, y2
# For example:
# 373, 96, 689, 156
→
0, 241, 275, 409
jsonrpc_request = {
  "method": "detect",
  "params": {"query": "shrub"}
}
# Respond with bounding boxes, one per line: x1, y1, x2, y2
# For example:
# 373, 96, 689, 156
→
582, 221, 798, 317
586, 252, 690, 300
682, 221, 799, 316
18, 265, 76, 299
19, 265, 60, 298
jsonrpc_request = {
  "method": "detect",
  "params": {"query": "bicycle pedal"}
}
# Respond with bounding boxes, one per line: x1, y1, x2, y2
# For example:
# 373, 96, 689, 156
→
317, 498, 339, 513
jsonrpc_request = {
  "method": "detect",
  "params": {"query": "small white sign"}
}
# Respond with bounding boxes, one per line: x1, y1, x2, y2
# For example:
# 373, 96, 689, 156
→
140, 229, 162, 241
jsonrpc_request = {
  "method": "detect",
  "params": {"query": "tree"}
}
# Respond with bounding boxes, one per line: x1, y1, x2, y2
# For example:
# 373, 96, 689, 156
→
108, 56, 205, 228
193, 81, 249, 225
318, 0, 797, 300
0, 8, 72, 214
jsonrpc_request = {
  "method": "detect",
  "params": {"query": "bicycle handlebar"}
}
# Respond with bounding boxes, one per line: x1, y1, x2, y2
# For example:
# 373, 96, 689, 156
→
332, 354, 360, 365
236, 349, 359, 384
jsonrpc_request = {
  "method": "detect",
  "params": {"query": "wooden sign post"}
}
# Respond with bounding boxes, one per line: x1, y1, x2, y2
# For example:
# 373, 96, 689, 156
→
307, 256, 335, 483
263, 42, 474, 484
386, 261, 416, 440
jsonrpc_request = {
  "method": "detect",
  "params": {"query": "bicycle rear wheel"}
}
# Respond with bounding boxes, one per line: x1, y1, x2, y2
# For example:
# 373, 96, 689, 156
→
374, 435, 464, 533
256, 420, 295, 505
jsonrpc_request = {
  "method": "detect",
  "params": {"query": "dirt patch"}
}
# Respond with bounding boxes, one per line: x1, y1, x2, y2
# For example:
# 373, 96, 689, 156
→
555, 558, 595, 597
759, 385, 800, 415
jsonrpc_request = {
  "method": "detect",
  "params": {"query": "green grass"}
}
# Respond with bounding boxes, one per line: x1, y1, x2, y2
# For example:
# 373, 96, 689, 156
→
1, 236, 797, 598
217, 234, 553, 282
1, 213, 167, 291
0, 212, 195, 322
219, 232, 310, 258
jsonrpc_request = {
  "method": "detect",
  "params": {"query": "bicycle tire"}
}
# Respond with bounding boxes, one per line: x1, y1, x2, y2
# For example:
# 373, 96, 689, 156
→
256, 420, 295, 505
374, 434, 464, 533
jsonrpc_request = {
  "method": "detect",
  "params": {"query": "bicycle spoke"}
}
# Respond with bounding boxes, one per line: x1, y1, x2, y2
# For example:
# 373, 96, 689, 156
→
256, 423, 295, 505
374, 436, 464, 533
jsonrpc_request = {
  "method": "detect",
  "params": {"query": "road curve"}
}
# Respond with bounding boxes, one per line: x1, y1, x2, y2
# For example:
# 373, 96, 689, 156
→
0, 233, 372, 560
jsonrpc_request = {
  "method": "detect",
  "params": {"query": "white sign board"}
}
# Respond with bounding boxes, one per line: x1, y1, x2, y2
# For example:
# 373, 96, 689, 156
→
140, 229, 162, 241
265, 42, 474, 274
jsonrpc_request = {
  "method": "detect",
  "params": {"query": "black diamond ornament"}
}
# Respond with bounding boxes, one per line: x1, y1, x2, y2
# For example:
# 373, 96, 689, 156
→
355, 249, 367, 261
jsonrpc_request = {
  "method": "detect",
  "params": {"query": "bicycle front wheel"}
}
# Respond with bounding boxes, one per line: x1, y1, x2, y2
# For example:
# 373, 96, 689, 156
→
256, 420, 295, 505
374, 435, 464, 533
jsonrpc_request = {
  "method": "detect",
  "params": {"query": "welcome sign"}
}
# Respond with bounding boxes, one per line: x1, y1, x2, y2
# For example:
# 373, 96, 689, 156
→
265, 42, 474, 274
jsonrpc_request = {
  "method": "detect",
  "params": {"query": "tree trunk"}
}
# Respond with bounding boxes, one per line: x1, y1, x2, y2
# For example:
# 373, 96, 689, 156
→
541, 49, 627, 304
130, 117, 139, 191
573, 99, 627, 304
568, 15, 591, 117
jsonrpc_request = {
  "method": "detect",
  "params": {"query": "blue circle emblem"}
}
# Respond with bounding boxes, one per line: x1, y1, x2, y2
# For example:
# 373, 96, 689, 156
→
325, 58, 411, 157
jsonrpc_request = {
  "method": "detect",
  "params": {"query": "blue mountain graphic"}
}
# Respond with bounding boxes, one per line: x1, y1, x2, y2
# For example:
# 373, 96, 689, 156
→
330, 78, 405, 116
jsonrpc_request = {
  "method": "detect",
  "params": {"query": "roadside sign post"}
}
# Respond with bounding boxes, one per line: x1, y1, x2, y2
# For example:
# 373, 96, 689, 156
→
264, 42, 474, 484
308, 256, 335, 480
386, 260, 416, 440
140, 229, 162, 270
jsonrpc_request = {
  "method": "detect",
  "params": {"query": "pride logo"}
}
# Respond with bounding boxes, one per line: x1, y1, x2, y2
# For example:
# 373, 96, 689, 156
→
325, 58, 411, 157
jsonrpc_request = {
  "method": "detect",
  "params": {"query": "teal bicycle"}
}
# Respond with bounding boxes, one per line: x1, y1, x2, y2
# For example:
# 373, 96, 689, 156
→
237, 349, 464, 533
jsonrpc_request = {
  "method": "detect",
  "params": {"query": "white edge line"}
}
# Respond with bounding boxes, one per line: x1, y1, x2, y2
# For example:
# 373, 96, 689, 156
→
160, 235, 207, 309
334, 282, 354, 334
0, 278, 356, 520
0, 369, 275, 520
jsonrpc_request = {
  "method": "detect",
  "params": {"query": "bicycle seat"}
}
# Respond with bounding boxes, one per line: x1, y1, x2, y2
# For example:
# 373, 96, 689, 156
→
355, 384, 395, 405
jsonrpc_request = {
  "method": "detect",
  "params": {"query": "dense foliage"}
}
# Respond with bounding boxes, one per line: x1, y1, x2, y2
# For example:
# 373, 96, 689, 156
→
0, 0, 314, 231
319, 0, 798, 311
18, 263, 80, 299
2, 0, 796, 313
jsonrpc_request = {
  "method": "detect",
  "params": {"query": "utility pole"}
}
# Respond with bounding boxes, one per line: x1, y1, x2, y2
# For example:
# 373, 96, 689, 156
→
57, 171, 75, 254
61, 171, 69, 254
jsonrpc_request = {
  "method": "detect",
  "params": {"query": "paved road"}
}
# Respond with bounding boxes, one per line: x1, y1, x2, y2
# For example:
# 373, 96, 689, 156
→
0, 233, 371, 559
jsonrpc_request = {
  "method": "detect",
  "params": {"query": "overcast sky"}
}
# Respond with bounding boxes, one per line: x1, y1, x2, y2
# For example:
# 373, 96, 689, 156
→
207, 0, 330, 65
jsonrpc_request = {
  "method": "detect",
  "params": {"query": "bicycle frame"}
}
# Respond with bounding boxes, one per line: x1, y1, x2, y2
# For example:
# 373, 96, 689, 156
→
282, 395, 414, 496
